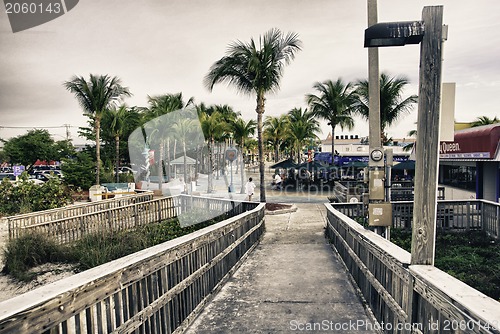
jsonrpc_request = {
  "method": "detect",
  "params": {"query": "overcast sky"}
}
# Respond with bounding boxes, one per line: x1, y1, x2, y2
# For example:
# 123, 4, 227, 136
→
1, 0, 499, 145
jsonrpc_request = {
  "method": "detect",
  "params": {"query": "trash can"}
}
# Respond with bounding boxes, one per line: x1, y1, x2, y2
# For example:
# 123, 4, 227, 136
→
89, 185, 104, 202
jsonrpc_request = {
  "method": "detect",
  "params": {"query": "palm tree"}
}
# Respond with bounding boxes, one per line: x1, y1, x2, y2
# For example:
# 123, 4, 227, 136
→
232, 117, 256, 193
205, 28, 302, 202
104, 105, 140, 182
470, 116, 500, 127
286, 108, 320, 163
64, 74, 131, 185
171, 116, 198, 185
264, 115, 289, 162
306, 79, 356, 160
200, 111, 228, 193
354, 73, 417, 145
144, 93, 194, 186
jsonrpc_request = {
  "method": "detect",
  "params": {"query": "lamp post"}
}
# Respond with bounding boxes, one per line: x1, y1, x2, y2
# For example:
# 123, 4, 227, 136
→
364, 6, 445, 265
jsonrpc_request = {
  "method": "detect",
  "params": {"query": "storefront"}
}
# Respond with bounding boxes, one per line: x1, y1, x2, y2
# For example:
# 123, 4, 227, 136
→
439, 124, 500, 202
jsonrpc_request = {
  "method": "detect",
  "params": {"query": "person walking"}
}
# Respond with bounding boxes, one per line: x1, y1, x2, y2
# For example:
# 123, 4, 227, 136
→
245, 177, 256, 201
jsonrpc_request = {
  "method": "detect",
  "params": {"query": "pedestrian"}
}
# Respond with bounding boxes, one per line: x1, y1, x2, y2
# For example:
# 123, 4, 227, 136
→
245, 177, 256, 201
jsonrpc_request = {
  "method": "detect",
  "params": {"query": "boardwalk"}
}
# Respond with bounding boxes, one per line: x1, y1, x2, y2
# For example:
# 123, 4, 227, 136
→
185, 203, 376, 333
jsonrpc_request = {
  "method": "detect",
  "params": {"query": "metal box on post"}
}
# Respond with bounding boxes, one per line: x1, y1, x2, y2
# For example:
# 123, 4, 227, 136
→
369, 169, 385, 200
368, 203, 392, 226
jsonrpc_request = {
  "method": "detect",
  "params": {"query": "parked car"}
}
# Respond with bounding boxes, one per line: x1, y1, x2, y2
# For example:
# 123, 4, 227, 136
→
0, 173, 16, 182
118, 166, 136, 175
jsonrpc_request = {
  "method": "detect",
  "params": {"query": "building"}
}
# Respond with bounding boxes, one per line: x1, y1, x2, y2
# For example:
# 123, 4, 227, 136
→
439, 123, 500, 202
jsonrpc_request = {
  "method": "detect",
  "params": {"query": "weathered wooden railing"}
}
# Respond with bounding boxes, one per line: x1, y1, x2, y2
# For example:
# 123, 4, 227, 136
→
5, 192, 153, 240
325, 203, 500, 333
0, 201, 265, 334
331, 199, 500, 239
6, 194, 259, 245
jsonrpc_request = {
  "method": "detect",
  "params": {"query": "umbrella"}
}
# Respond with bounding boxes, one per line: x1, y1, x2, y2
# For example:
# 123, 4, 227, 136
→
342, 161, 368, 168
297, 160, 327, 171
392, 160, 415, 170
270, 158, 298, 169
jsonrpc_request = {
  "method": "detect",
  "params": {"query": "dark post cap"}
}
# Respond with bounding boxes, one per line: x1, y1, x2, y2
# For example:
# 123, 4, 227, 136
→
364, 21, 424, 47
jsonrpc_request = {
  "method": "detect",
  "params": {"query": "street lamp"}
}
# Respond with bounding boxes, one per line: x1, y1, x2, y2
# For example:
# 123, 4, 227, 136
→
364, 6, 445, 266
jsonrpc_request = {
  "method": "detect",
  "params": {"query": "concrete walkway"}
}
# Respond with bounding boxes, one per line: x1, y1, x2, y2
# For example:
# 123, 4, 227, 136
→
184, 203, 376, 333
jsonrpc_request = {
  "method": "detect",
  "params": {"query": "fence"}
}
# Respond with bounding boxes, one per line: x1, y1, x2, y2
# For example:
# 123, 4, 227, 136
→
330, 199, 500, 238
325, 203, 500, 333
5, 192, 153, 240
0, 201, 266, 333
6, 194, 260, 245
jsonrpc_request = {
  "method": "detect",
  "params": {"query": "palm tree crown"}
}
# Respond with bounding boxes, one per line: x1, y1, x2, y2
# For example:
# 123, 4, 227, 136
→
64, 74, 131, 185
306, 79, 356, 160
354, 72, 417, 144
205, 28, 302, 202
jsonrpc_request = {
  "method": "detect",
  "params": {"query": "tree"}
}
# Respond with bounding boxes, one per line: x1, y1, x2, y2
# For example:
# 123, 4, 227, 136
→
199, 111, 229, 193
103, 106, 140, 182
264, 115, 289, 162
205, 28, 302, 202
3, 129, 62, 169
64, 74, 131, 185
286, 108, 320, 163
354, 73, 417, 145
306, 79, 356, 160
232, 117, 256, 193
470, 116, 500, 127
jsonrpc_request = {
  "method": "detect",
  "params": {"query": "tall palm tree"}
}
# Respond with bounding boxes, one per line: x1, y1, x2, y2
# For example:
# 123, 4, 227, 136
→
306, 79, 356, 160
354, 72, 417, 145
171, 117, 198, 185
104, 105, 140, 182
205, 28, 302, 202
232, 117, 256, 193
264, 115, 289, 162
64, 74, 131, 185
200, 111, 228, 193
470, 116, 500, 127
286, 108, 320, 163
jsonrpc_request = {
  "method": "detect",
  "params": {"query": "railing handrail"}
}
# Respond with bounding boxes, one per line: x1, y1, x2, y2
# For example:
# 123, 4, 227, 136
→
325, 203, 500, 333
0, 202, 266, 333
3, 192, 153, 221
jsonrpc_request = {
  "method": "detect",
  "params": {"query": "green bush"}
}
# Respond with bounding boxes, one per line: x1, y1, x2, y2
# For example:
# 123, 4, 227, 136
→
0, 173, 72, 216
61, 152, 95, 190
2, 233, 68, 281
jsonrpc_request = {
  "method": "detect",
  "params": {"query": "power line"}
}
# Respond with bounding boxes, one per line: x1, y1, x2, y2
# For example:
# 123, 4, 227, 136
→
0, 125, 76, 129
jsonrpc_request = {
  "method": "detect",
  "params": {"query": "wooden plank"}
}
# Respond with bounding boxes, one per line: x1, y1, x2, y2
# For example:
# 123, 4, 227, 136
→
411, 6, 444, 265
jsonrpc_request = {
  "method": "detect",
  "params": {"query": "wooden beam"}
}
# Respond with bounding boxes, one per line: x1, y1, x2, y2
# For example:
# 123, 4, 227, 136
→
411, 6, 444, 265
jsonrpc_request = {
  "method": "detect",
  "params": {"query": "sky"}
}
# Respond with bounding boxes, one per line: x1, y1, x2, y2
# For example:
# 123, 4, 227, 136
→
1, 0, 499, 145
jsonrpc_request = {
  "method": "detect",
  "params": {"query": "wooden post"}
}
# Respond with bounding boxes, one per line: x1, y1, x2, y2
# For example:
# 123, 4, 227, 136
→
410, 6, 444, 265
367, 0, 381, 151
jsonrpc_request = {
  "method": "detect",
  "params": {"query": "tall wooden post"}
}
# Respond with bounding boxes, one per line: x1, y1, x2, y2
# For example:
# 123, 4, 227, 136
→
410, 6, 444, 265
367, 0, 382, 151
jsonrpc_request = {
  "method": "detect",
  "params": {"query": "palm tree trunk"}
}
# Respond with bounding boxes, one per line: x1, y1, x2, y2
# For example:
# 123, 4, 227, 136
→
331, 125, 335, 165
256, 93, 266, 202
95, 116, 101, 185
240, 139, 245, 194
115, 135, 120, 183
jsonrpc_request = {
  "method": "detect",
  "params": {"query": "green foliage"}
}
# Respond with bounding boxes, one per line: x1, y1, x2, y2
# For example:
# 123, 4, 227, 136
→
2, 214, 226, 281
61, 152, 96, 190
2, 129, 73, 168
2, 233, 67, 281
390, 229, 500, 300
0, 173, 72, 216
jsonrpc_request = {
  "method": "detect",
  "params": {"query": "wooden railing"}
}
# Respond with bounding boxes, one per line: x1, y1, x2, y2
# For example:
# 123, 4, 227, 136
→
5, 192, 153, 240
331, 199, 499, 238
0, 202, 266, 334
6, 194, 260, 245
325, 203, 500, 333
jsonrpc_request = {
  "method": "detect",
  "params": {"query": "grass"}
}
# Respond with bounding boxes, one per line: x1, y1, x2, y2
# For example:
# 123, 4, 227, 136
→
390, 229, 500, 301
2, 215, 223, 281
